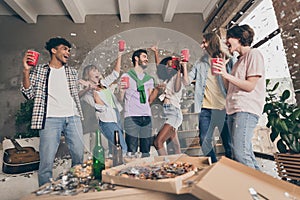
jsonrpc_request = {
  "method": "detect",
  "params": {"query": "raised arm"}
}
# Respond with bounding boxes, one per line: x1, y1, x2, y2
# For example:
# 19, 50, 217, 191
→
114, 51, 122, 74
22, 50, 34, 89
101, 51, 123, 87
174, 70, 182, 93
150, 45, 160, 65
181, 62, 189, 86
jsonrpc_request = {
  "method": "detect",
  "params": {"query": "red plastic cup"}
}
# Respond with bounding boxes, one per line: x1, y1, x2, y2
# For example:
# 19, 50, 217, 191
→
118, 40, 125, 52
181, 49, 189, 62
27, 50, 40, 66
121, 76, 129, 89
171, 56, 179, 69
211, 58, 223, 75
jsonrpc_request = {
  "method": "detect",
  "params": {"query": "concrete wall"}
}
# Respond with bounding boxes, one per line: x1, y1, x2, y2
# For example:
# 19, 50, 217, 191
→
0, 14, 204, 140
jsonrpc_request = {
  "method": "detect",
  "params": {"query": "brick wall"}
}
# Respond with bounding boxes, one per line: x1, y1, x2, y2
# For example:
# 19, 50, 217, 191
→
272, 0, 300, 105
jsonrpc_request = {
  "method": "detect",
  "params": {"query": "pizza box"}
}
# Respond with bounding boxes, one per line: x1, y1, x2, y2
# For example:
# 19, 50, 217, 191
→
102, 154, 212, 194
191, 156, 300, 200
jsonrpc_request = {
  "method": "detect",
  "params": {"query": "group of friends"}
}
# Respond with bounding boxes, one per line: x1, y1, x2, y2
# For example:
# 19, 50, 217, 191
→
21, 24, 265, 187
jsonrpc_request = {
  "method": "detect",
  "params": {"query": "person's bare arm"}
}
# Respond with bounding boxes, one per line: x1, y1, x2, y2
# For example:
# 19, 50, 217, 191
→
181, 62, 189, 86
150, 45, 160, 65
174, 70, 182, 93
78, 79, 98, 97
117, 87, 125, 103
214, 61, 260, 92
114, 51, 122, 74
223, 74, 260, 92
148, 88, 157, 104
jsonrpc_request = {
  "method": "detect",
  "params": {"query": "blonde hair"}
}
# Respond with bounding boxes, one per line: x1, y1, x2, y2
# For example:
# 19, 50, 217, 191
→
82, 65, 99, 81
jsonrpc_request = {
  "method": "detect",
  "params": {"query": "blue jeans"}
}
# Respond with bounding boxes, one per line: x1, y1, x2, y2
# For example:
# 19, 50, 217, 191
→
199, 108, 232, 163
99, 120, 128, 154
227, 112, 260, 170
124, 116, 152, 157
38, 116, 84, 186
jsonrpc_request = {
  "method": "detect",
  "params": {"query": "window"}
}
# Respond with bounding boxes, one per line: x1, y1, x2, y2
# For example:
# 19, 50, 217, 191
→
240, 0, 290, 79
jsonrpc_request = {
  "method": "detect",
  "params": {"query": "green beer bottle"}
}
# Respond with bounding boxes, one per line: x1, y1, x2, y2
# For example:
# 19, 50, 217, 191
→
93, 130, 105, 181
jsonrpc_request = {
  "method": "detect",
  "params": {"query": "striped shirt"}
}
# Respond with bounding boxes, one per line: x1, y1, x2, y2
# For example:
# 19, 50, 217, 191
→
21, 64, 83, 129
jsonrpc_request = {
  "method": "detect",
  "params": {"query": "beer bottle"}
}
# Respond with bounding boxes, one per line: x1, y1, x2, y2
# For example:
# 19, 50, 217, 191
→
113, 130, 123, 166
93, 130, 105, 181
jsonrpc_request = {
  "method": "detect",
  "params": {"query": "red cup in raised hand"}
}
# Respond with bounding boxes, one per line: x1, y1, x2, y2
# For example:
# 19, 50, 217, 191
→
27, 50, 40, 66
181, 49, 189, 62
118, 40, 125, 52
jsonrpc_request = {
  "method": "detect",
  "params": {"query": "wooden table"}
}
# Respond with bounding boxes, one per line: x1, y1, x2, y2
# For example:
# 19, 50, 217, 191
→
21, 186, 198, 200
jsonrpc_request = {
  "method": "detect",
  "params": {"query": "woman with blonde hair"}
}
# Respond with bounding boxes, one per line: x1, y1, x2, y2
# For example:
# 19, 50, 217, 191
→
187, 32, 235, 162
79, 52, 128, 156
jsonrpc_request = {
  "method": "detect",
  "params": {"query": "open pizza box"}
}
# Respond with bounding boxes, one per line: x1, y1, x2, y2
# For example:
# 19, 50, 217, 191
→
102, 154, 212, 194
191, 156, 300, 200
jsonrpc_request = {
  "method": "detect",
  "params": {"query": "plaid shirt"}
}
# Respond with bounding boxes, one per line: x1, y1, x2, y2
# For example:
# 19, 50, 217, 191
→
21, 64, 83, 129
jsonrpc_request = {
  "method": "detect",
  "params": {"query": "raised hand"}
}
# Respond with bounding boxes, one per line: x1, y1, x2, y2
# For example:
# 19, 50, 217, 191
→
79, 79, 98, 90
150, 45, 158, 52
23, 50, 34, 71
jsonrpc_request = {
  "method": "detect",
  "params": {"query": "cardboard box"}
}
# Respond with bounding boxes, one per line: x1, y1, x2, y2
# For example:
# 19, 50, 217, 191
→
191, 156, 300, 200
102, 154, 212, 194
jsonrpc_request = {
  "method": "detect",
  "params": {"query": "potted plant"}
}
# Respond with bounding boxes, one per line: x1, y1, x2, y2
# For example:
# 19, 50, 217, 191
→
263, 79, 300, 184
15, 99, 39, 138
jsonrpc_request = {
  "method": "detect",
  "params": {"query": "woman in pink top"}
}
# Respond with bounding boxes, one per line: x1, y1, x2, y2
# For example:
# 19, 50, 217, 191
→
213, 24, 265, 169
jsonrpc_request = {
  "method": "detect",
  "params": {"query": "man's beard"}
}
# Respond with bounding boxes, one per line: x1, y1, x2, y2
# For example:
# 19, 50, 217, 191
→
138, 60, 148, 69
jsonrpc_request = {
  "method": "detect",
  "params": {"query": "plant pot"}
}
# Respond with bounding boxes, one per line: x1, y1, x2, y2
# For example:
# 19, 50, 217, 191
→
274, 153, 300, 184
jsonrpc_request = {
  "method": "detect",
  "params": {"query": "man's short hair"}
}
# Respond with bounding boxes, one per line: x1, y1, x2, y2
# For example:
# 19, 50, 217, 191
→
45, 37, 71, 54
132, 49, 148, 65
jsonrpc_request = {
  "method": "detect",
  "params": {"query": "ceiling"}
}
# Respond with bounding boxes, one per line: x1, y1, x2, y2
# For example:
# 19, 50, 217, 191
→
0, 0, 219, 24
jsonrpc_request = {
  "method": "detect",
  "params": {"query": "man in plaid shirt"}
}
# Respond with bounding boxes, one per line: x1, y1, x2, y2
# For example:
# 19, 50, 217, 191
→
21, 37, 84, 187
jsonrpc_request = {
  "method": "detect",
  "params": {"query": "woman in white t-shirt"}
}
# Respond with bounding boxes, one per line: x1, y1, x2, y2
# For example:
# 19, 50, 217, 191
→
151, 46, 189, 155
213, 24, 265, 169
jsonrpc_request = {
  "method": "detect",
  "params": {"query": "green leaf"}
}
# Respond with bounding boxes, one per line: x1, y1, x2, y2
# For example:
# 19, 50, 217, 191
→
281, 133, 290, 144
270, 130, 278, 142
271, 82, 279, 92
278, 120, 288, 133
290, 108, 300, 121
280, 90, 290, 102
277, 139, 288, 153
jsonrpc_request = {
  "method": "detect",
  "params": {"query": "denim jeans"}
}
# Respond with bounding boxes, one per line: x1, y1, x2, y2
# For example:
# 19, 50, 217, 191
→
227, 112, 260, 170
99, 120, 128, 154
163, 104, 183, 129
124, 116, 152, 157
38, 116, 84, 186
199, 108, 232, 163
